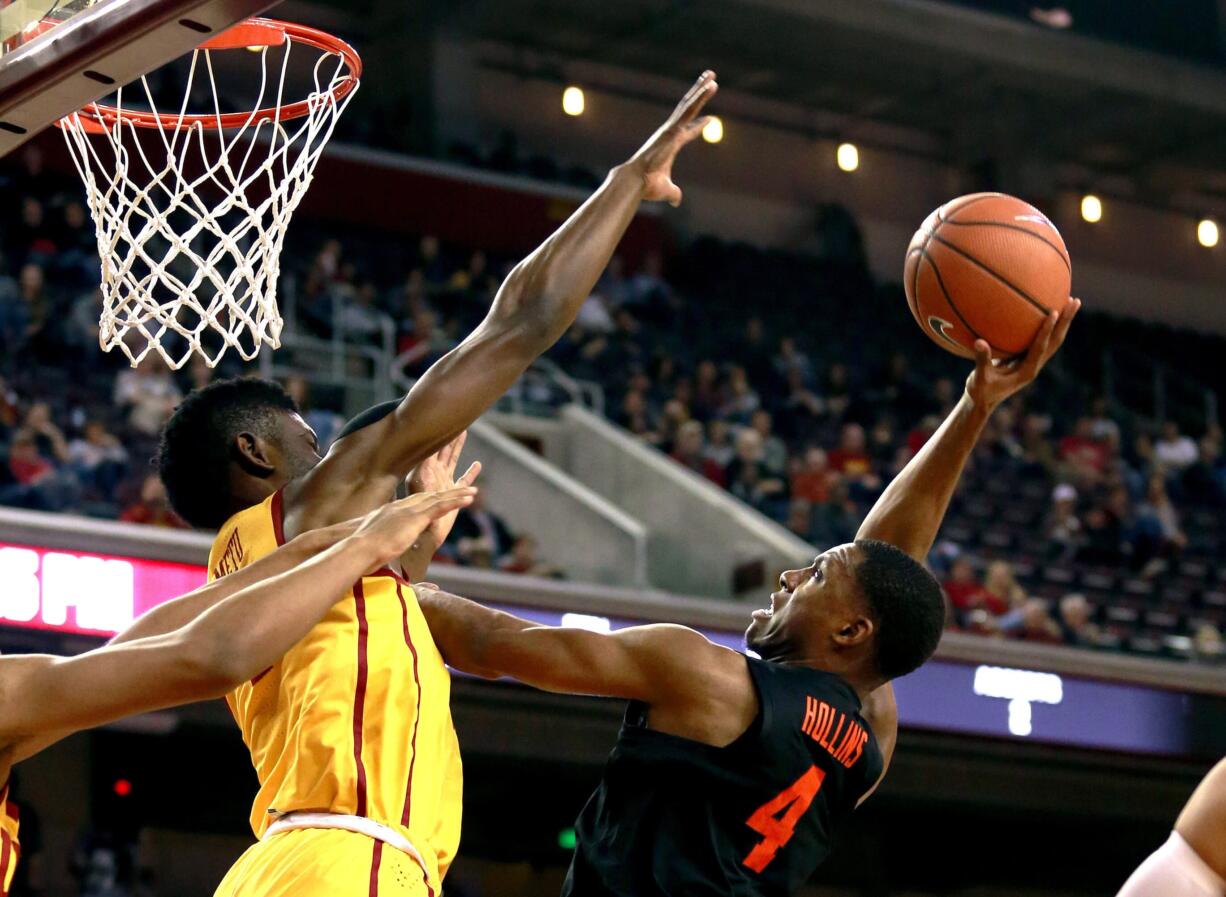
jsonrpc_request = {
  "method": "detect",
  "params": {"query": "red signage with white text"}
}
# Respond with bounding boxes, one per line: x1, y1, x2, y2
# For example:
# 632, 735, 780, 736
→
0, 542, 206, 637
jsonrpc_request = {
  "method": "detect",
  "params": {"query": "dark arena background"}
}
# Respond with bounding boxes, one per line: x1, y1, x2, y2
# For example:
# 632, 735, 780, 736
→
0, 0, 1225, 895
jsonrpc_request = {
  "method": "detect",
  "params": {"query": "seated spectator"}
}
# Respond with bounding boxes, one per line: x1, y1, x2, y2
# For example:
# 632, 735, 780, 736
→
907, 415, 939, 455
785, 498, 815, 542
942, 557, 984, 615
726, 429, 787, 519
1077, 486, 1132, 566
1134, 473, 1187, 573
773, 337, 813, 388
810, 481, 860, 547
499, 535, 563, 578
1181, 436, 1224, 506
670, 420, 725, 486
827, 423, 880, 496
719, 366, 760, 425
1154, 420, 1198, 472
790, 447, 835, 505
1057, 593, 1101, 648
452, 489, 514, 563
1087, 397, 1120, 444
22, 401, 69, 467
750, 410, 788, 478
691, 359, 722, 422
7, 429, 53, 486
827, 423, 871, 477
618, 389, 655, 441
1015, 598, 1063, 644
981, 560, 1026, 617
1194, 624, 1225, 665
120, 473, 188, 528
822, 363, 853, 420
779, 367, 823, 443
1019, 413, 1057, 479
113, 357, 183, 436
1059, 416, 1108, 483
704, 419, 735, 471
68, 420, 128, 501
1045, 483, 1083, 560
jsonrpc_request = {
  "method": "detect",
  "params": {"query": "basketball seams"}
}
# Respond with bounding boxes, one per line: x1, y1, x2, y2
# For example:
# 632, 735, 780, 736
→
920, 250, 1010, 357
938, 219, 1071, 273
927, 232, 1052, 317
937, 193, 1001, 223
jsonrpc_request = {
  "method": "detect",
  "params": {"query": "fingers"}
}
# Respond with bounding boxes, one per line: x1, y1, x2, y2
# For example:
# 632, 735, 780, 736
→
444, 430, 468, 468
972, 339, 992, 371
1020, 311, 1058, 376
1049, 297, 1081, 352
679, 79, 718, 124
675, 71, 717, 122
457, 460, 482, 487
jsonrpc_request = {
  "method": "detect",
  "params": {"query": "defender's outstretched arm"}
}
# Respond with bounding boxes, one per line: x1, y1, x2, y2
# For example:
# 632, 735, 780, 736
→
0, 489, 475, 760
853, 301, 1078, 800
287, 72, 719, 534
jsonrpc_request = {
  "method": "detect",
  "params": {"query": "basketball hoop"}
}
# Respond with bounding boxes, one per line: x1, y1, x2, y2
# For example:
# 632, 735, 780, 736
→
58, 17, 361, 369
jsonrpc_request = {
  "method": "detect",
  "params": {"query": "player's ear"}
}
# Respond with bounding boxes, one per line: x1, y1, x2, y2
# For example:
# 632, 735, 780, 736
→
832, 615, 874, 648
233, 431, 276, 477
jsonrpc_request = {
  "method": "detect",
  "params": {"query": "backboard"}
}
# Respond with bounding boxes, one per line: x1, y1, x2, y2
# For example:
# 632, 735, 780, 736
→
0, 0, 277, 156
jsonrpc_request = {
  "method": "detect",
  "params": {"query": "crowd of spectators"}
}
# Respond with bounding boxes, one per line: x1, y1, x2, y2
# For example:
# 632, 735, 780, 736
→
1, 142, 1224, 659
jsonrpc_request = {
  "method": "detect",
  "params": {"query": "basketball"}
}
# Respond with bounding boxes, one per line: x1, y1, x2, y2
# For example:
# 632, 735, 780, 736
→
904, 192, 1073, 359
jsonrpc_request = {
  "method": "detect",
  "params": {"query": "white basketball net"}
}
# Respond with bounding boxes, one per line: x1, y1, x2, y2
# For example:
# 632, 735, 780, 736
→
60, 33, 358, 369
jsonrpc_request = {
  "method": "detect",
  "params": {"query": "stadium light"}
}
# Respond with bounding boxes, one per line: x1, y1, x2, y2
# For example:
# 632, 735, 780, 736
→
836, 142, 859, 173
1080, 194, 1103, 224
702, 116, 723, 144
1198, 218, 1219, 248
562, 85, 585, 117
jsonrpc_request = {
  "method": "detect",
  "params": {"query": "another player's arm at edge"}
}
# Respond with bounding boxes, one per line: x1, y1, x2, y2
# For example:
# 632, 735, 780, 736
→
0, 489, 474, 764
283, 72, 720, 538
852, 301, 1080, 803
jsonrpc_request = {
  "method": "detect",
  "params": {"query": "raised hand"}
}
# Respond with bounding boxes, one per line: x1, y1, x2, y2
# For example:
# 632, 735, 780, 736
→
965, 297, 1081, 412
408, 431, 482, 548
352, 486, 478, 571
627, 70, 719, 207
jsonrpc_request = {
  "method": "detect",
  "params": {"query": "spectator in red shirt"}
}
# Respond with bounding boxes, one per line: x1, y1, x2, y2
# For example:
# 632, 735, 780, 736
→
942, 556, 984, 612
790, 447, 835, 504
1059, 416, 1108, 477
120, 473, 189, 528
827, 422, 872, 476
8, 430, 52, 484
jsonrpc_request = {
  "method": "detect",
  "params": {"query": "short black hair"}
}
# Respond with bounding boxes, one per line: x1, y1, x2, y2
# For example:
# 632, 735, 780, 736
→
156, 378, 298, 529
852, 538, 946, 680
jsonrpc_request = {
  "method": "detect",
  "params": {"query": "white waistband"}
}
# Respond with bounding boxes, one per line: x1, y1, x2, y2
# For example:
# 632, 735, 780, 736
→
263, 812, 430, 883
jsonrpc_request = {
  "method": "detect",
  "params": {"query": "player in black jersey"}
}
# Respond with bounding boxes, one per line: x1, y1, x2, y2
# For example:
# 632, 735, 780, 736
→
419, 302, 1079, 896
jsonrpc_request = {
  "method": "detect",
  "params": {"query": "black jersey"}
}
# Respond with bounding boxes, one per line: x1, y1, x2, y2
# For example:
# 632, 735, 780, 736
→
562, 656, 883, 897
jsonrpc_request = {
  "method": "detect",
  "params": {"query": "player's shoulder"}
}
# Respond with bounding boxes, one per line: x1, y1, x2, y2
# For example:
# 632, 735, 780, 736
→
208, 491, 282, 578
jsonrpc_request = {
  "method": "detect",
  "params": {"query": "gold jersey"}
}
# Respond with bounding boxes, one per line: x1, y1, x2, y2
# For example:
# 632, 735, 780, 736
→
207, 491, 462, 886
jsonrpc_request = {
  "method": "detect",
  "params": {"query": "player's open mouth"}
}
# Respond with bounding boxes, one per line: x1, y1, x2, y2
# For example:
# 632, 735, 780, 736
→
751, 608, 773, 620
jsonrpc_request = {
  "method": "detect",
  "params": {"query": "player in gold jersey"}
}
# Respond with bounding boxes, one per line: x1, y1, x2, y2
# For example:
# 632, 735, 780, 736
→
0, 488, 474, 897
153, 71, 720, 896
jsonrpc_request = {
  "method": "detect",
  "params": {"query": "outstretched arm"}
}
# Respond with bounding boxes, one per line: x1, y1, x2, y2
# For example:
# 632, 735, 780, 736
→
0, 488, 475, 759
287, 72, 719, 534
854, 300, 1079, 798
417, 584, 733, 702
858, 303, 1078, 560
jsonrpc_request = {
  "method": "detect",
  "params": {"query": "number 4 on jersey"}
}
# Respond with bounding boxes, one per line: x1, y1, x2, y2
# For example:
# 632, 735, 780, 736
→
742, 765, 826, 873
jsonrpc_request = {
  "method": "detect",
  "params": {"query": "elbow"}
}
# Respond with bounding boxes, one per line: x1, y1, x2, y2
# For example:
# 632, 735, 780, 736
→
178, 634, 251, 697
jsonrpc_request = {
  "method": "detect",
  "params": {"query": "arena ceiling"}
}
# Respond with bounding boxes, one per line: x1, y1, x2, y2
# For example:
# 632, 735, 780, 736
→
295, 0, 1226, 207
